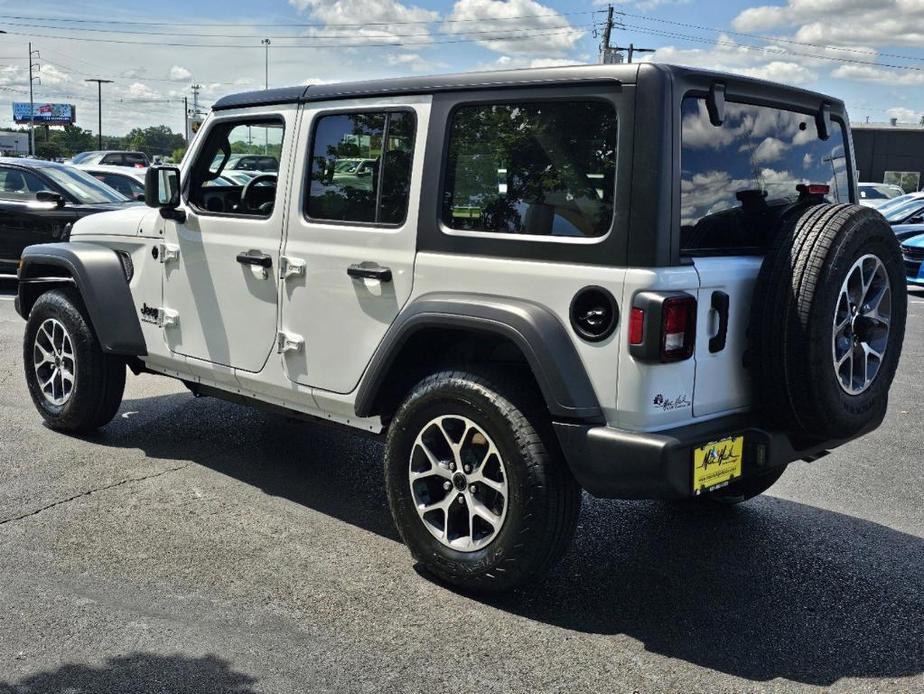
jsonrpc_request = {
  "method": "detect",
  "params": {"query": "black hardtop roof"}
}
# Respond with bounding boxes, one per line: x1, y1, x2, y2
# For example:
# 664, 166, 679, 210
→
211, 63, 844, 112
212, 63, 638, 111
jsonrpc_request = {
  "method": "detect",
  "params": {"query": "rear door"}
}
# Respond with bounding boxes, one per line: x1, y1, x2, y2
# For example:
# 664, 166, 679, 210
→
279, 96, 428, 393
678, 94, 853, 417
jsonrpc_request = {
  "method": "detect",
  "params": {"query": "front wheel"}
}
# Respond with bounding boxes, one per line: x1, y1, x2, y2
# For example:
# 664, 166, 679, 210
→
24, 288, 126, 433
385, 369, 581, 593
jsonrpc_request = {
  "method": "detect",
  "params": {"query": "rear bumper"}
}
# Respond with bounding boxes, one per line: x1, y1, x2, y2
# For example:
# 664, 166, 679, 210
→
554, 412, 882, 499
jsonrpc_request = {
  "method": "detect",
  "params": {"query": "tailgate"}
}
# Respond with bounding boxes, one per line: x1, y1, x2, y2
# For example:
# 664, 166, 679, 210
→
691, 256, 762, 417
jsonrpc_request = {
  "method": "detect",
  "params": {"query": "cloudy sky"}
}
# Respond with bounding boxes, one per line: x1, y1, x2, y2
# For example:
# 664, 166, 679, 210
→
2, 0, 922, 137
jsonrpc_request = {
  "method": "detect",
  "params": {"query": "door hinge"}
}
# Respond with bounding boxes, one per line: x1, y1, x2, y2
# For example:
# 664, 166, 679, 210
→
276, 331, 304, 354
158, 243, 180, 264
279, 255, 306, 280
157, 308, 179, 328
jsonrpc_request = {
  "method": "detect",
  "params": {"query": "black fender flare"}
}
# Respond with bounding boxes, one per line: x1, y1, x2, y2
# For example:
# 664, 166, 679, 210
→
16, 242, 147, 356
355, 292, 603, 422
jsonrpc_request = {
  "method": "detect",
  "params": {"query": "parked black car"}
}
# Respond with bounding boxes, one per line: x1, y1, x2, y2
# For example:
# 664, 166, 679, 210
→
0, 158, 135, 274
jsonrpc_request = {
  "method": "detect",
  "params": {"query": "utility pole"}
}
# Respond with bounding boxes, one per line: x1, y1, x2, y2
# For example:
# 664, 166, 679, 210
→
191, 84, 201, 116
261, 38, 271, 90
619, 43, 656, 64
183, 96, 189, 142
28, 42, 40, 156
84, 78, 113, 150
598, 5, 616, 64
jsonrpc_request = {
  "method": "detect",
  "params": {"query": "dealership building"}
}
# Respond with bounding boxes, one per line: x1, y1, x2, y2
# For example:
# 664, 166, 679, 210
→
0, 131, 29, 156
852, 121, 924, 193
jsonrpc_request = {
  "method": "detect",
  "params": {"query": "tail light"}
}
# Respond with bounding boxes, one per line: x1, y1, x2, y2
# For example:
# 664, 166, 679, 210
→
629, 292, 697, 363
629, 307, 645, 345
660, 296, 696, 362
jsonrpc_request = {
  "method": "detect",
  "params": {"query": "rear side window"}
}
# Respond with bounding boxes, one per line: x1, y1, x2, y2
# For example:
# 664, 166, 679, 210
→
442, 101, 617, 238
306, 111, 415, 225
124, 153, 148, 167
680, 97, 851, 254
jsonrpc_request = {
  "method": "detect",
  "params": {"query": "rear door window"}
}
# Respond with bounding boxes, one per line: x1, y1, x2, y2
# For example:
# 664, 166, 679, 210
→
680, 97, 851, 254
441, 101, 617, 238
306, 110, 415, 225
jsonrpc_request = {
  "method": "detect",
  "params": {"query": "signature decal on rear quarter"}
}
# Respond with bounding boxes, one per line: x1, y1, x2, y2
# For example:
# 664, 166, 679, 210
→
653, 393, 691, 411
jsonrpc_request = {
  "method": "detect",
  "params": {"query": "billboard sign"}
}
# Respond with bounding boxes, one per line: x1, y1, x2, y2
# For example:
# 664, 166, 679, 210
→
13, 102, 76, 126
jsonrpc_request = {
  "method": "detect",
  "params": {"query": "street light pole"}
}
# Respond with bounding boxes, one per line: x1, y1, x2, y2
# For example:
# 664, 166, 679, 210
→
84, 78, 113, 150
261, 38, 271, 90
27, 40, 38, 156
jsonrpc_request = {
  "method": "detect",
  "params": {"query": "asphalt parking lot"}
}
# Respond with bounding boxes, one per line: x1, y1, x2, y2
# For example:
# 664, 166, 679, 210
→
0, 277, 921, 693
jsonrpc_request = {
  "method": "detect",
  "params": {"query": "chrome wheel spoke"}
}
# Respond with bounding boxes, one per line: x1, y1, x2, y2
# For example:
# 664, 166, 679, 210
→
33, 318, 76, 406
832, 254, 891, 396
409, 414, 508, 553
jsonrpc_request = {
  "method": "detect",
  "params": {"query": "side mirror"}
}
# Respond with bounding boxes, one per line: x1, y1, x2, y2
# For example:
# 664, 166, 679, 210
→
35, 190, 65, 207
144, 165, 185, 221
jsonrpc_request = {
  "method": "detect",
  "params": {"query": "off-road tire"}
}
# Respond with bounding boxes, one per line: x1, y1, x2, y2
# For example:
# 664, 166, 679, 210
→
385, 368, 581, 593
24, 287, 125, 432
751, 203, 907, 438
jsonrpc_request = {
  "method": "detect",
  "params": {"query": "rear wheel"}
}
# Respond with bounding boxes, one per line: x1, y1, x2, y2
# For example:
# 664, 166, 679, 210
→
24, 288, 125, 433
385, 368, 581, 592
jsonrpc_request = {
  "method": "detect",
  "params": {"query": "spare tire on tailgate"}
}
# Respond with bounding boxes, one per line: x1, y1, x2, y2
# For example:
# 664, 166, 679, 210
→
751, 203, 907, 439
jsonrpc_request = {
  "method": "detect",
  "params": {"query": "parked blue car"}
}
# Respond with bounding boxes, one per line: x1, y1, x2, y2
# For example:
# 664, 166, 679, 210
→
901, 233, 924, 287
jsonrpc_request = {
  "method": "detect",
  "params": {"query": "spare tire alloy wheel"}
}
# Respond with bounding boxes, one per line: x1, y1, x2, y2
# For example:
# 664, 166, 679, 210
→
33, 318, 76, 406
409, 415, 508, 552
833, 254, 891, 395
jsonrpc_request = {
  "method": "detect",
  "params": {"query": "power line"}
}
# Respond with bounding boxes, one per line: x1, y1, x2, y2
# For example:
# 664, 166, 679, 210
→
0, 10, 598, 28
0, 19, 585, 41
615, 10, 924, 63
0, 25, 591, 49
618, 22, 924, 72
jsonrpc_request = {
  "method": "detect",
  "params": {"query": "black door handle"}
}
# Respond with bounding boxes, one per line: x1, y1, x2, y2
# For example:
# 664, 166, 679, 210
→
347, 264, 392, 282
709, 291, 730, 353
236, 250, 272, 268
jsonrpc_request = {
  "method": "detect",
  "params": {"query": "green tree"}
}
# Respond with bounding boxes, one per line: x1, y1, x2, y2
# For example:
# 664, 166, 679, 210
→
35, 141, 63, 161
124, 125, 186, 159
171, 147, 187, 163
48, 125, 95, 157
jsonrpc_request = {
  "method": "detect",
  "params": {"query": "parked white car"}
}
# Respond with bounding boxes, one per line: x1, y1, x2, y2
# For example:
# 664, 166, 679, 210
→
858, 182, 905, 208
76, 164, 147, 201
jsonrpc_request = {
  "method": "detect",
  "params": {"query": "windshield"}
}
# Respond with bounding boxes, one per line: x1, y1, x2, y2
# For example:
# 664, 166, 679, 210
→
680, 97, 850, 253
43, 166, 128, 204
859, 186, 888, 200
882, 196, 924, 223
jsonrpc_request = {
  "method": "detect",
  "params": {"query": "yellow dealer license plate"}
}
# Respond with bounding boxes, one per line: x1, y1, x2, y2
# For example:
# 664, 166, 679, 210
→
692, 436, 744, 495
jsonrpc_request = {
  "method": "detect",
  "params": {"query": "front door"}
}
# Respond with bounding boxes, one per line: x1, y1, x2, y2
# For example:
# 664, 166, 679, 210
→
279, 97, 429, 393
162, 109, 296, 372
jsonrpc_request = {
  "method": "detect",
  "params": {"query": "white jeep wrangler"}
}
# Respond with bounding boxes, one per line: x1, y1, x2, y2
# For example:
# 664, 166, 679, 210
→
16, 65, 906, 592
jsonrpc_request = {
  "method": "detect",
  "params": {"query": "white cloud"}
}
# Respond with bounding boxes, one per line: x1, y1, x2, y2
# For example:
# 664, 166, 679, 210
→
643, 35, 817, 85
169, 66, 193, 82
127, 82, 161, 100
290, 0, 438, 43
733, 0, 924, 48
752, 136, 788, 164
885, 107, 924, 123
444, 0, 584, 55
37, 64, 71, 86
831, 64, 924, 86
